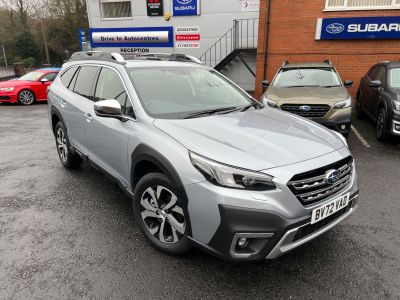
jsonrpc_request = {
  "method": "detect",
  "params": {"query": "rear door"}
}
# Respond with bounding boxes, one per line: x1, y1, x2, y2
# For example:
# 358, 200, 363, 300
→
60, 65, 99, 153
37, 72, 58, 100
84, 66, 135, 186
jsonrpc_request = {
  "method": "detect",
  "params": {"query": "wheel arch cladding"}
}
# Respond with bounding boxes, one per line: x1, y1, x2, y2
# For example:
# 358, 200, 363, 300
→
131, 144, 192, 236
51, 106, 65, 134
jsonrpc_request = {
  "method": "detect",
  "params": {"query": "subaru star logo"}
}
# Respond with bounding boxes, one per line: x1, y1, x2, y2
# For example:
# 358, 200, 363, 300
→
177, 0, 192, 4
299, 105, 311, 112
325, 170, 341, 185
326, 23, 345, 34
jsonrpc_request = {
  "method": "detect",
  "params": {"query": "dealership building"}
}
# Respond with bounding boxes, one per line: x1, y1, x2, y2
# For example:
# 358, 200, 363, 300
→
254, 0, 400, 99
84, 0, 400, 98
85, 0, 261, 91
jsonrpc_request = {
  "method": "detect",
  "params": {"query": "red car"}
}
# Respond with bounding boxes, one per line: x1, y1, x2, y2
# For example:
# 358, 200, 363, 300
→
0, 68, 61, 105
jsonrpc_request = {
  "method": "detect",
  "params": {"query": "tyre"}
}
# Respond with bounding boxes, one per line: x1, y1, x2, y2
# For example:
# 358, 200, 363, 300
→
376, 107, 389, 142
355, 93, 364, 120
18, 89, 35, 105
133, 173, 191, 255
54, 122, 82, 168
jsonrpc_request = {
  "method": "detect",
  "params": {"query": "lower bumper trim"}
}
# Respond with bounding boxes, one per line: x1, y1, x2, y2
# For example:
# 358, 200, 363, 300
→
266, 194, 358, 259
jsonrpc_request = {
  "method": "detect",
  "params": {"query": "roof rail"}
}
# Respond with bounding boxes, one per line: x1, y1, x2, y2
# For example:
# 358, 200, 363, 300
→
69, 51, 202, 65
124, 53, 202, 64
323, 60, 333, 66
378, 60, 390, 64
69, 51, 127, 65
281, 60, 289, 67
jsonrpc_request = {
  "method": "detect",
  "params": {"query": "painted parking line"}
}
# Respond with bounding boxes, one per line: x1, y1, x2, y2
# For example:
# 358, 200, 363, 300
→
351, 125, 371, 149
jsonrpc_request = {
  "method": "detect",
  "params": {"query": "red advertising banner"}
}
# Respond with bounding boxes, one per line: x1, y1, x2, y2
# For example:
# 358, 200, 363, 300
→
175, 34, 201, 41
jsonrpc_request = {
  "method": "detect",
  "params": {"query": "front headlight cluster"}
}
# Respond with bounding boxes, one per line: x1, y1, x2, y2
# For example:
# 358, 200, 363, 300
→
262, 95, 279, 108
334, 96, 352, 109
190, 152, 275, 191
392, 100, 400, 111
0, 87, 14, 92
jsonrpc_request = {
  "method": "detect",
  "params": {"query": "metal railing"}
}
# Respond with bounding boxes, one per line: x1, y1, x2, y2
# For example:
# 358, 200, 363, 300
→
200, 18, 259, 68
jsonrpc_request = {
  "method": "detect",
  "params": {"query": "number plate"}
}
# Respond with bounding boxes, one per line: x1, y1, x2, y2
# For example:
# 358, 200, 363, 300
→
311, 193, 350, 224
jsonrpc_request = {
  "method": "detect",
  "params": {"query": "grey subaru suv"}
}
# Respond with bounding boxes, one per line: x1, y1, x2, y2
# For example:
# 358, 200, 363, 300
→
47, 51, 359, 261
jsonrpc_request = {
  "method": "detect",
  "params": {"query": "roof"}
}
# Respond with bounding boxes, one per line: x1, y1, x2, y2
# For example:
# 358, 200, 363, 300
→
282, 62, 333, 69
124, 60, 204, 68
388, 61, 400, 68
37, 68, 61, 72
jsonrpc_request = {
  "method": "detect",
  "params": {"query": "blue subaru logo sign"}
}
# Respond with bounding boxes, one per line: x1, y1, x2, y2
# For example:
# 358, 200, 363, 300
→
299, 105, 311, 112
326, 23, 345, 34
172, 0, 200, 16
325, 170, 341, 185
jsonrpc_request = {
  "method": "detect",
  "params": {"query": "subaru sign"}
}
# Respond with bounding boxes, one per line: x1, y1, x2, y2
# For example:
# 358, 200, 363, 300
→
89, 27, 174, 48
172, 0, 200, 16
316, 16, 400, 40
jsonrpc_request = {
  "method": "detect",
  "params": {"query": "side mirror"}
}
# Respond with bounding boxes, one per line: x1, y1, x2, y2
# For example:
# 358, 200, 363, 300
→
94, 99, 123, 119
261, 80, 270, 88
40, 78, 49, 84
369, 80, 382, 88
344, 80, 353, 88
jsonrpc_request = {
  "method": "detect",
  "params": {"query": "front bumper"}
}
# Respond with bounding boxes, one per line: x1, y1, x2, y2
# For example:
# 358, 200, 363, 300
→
391, 112, 400, 136
185, 148, 359, 261
0, 92, 18, 103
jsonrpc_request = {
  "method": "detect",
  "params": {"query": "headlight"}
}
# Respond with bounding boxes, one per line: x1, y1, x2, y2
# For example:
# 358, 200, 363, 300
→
262, 96, 278, 108
0, 87, 14, 92
392, 100, 400, 111
190, 152, 275, 191
334, 96, 352, 109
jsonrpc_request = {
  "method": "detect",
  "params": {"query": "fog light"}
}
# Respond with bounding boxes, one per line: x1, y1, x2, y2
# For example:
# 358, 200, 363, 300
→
237, 238, 248, 248
341, 125, 347, 130
395, 124, 400, 131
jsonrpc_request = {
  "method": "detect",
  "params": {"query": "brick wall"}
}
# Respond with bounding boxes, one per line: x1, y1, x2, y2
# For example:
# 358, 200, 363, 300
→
255, 0, 400, 99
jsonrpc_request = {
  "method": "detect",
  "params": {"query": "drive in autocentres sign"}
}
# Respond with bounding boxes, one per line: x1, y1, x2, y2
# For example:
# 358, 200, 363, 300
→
316, 16, 400, 40
89, 27, 174, 48
172, 0, 200, 16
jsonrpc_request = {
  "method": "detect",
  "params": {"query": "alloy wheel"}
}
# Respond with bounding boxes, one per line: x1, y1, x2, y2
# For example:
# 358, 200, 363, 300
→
56, 128, 68, 162
19, 90, 35, 105
377, 110, 385, 138
140, 186, 185, 244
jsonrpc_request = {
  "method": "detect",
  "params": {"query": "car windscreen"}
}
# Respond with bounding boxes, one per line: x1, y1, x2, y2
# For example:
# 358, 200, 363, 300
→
390, 68, 400, 89
17, 71, 43, 82
128, 66, 253, 119
272, 67, 341, 88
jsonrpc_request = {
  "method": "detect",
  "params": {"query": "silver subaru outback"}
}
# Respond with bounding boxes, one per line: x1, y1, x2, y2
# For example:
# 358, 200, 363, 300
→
47, 51, 359, 262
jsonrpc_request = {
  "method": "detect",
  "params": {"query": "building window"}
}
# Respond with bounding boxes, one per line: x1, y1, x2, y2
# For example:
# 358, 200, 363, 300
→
325, 0, 400, 10
101, 0, 132, 19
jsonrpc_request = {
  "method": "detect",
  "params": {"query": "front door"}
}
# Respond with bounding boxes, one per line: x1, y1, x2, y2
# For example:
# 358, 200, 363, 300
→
84, 67, 135, 186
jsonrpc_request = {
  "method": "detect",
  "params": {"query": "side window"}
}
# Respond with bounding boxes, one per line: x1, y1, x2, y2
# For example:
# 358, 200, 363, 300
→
95, 67, 133, 116
60, 67, 78, 88
73, 66, 99, 100
42, 72, 58, 82
368, 66, 380, 81
376, 67, 387, 85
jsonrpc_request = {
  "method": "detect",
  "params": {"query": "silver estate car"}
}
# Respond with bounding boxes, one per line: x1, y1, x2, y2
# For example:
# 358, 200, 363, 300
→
48, 51, 359, 261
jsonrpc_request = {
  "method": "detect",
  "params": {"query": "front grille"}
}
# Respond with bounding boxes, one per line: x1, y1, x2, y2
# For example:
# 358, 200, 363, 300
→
293, 203, 351, 242
281, 104, 331, 118
288, 156, 353, 205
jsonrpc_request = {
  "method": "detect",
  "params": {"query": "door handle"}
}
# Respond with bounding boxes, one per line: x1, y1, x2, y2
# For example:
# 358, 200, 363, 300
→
84, 113, 93, 122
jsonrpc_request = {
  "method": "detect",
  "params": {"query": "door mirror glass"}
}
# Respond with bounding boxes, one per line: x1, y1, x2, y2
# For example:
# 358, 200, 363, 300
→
369, 80, 382, 88
344, 80, 353, 88
261, 80, 270, 88
94, 99, 122, 118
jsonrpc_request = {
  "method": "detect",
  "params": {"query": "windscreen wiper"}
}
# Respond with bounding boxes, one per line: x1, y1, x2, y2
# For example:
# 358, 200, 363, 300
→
240, 102, 263, 112
322, 85, 340, 88
184, 106, 238, 119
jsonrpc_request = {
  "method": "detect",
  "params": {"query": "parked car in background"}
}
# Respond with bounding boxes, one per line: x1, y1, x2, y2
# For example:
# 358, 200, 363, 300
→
261, 61, 353, 138
0, 68, 61, 105
356, 61, 400, 141
47, 51, 359, 261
